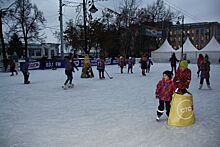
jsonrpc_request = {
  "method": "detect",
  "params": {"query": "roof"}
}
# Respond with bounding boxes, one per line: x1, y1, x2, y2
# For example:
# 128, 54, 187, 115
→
153, 39, 176, 53
201, 36, 220, 52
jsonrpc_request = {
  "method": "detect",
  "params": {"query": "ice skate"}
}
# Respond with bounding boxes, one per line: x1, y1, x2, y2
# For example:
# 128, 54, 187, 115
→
68, 84, 74, 88
198, 84, 203, 90
62, 85, 68, 90
207, 85, 212, 89
156, 116, 160, 121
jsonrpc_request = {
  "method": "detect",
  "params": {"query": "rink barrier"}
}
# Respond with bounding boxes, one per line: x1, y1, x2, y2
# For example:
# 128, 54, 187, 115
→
19, 58, 119, 70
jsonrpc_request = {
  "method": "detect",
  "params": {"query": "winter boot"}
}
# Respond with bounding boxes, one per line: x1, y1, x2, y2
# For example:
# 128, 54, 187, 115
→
198, 84, 203, 90
62, 85, 68, 90
156, 116, 161, 121
68, 84, 74, 88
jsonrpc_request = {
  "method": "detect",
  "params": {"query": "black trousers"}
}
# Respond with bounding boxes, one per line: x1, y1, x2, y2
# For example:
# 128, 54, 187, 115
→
22, 71, 29, 84
200, 77, 210, 85
171, 65, 176, 74
157, 100, 171, 117
64, 70, 73, 85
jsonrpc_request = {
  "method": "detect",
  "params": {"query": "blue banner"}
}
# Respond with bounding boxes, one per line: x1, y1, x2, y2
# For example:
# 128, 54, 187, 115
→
20, 59, 119, 70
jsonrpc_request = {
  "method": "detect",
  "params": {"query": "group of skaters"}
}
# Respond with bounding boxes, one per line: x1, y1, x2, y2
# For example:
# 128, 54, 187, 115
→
117, 56, 136, 74
117, 53, 153, 76
155, 52, 212, 121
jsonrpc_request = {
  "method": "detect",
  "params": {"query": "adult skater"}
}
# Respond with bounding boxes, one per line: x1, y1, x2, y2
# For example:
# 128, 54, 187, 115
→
139, 53, 147, 76
199, 57, 211, 89
169, 53, 179, 74
146, 57, 153, 73
197, 54, 204, 77
173, 60, 191, 94
21, 58, 30, 84
155, 70, 175, 121
97, 56, 105, 79
9, 58, 18, 76
63, 54, 79, 89
51, 54, 57, 70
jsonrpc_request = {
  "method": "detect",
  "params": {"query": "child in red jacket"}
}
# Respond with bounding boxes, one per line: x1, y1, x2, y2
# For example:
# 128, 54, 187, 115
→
155, 70, 176, 121
173, 60, 191, 94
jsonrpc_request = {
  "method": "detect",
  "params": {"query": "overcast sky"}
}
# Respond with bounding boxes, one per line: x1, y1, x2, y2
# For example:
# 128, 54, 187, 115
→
1, 0, 220, 43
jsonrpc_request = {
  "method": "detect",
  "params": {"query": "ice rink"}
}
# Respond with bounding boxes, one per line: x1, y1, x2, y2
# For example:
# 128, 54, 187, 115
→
0, 63, 220, 147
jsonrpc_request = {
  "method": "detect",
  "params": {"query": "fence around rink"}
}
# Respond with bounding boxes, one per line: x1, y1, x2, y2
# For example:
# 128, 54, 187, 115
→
19, 58, 120, 70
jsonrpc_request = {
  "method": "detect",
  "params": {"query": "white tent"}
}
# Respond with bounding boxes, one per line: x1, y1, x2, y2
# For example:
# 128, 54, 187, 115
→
152, 39, 178, 62
200, 36, 220, 63
175, 37, 199, 63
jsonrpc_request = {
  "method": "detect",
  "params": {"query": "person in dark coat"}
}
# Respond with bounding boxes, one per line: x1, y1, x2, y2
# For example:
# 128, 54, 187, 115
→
40, 56, 47, 70
63, 54, 79, 89
139, 54, 147, 76
199, 57, 211, 89
155, 70, 176, 121
51, 54, 57, 70
21, 58, 30, 84
169, 53, 179, 74
9, 58, 18, 76
146, 57, 153, 73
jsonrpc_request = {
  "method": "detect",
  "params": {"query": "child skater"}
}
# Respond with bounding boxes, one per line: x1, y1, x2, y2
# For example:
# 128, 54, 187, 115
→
97, 56, 105, 79
127, 57, 134, 73
155, 70, 175, 121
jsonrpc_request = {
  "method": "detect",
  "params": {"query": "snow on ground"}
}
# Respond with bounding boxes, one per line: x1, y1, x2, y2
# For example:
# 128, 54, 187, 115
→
0, 63, 220, 147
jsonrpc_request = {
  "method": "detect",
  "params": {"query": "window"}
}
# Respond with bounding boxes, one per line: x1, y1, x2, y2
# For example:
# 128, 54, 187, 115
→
36, 49, 41, 56
29, 50, 34, 57
170, 31, 172, 35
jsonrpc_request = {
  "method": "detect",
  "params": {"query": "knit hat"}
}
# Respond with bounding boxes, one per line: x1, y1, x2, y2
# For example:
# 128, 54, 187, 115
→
163, 70, 173, 80
180, 60, 188, 68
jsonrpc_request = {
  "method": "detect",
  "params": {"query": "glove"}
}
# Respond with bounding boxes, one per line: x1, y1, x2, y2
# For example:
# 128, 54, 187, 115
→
155, 96, 160, 99
181, 89, 187, 94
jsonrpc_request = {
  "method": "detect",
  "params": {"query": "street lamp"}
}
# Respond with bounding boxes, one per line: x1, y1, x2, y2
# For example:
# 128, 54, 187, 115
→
82, 0, 98, 54
177, 15, 184, 60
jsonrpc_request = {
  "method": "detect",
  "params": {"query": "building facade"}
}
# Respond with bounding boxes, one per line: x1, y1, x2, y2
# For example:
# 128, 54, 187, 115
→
167, 22, 220, 50
0, 43, 60, 60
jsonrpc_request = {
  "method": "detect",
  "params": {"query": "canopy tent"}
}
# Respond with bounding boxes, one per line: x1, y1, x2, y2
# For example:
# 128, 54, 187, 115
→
200, 36, 220, 63
153, 39, 176, 53
201, 36, 220, 52
152, 39, 178, 62
175, 37, 199, 63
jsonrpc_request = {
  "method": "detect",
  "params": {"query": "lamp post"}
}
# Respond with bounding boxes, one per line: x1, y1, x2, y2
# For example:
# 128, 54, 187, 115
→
82, 0, 98, 54
59, 0, 64, 60
177, 15, 184, 60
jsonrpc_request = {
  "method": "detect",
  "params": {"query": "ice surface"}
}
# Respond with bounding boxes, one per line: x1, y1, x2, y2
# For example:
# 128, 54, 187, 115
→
0, 63, 220, 147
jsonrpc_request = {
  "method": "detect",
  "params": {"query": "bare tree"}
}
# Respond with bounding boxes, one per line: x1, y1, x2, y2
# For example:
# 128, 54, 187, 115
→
8, 0, 46, 58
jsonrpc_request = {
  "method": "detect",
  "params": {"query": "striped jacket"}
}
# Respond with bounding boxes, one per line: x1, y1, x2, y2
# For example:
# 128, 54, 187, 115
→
155, 79, 176, 101
173, 68, 191, 90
